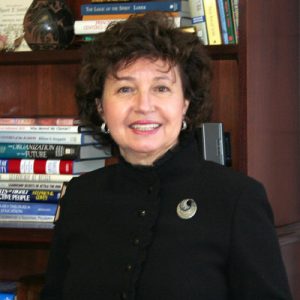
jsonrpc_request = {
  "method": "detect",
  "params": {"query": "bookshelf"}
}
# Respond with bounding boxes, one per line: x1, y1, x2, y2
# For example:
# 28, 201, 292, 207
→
0, 0, 299, 298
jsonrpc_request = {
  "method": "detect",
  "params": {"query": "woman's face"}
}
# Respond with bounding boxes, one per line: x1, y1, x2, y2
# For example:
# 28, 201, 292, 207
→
100, 58, 189, 165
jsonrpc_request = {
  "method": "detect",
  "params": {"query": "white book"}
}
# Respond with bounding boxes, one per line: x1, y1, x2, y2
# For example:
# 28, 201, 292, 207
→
188, 0, 208, 44
0, 181, 64, 190
0, 125, 91, 133
74, 16, 182, 35
0, 173, 76, 182
0, 132, 98, 145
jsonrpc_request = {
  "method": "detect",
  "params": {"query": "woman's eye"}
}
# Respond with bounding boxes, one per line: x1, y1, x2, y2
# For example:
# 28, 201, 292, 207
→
118, 86, 133, 94
155, 86, 170, 92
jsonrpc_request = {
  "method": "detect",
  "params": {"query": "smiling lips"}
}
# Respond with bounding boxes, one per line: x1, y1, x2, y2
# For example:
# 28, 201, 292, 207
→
129, 122, 161, 133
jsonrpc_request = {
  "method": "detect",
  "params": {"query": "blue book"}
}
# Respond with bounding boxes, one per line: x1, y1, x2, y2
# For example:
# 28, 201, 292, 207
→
81, 0, 181, 15
0, 202, 57, 222
216, 0, 229, 44
0, 189, 61, 204
0, 293, 15, 300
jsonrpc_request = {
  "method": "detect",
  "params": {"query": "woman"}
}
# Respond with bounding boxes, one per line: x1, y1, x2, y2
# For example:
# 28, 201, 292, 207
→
41, 13, 292, 299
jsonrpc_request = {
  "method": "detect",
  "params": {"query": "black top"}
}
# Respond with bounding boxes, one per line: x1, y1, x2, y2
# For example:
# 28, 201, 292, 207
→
41, 131, 292, 300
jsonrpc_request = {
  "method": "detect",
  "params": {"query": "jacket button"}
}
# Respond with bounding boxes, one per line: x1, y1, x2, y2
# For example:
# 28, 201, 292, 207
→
147, 186, 153, 194
126, 264, 133, 271
133, 238, 140, 245
139, 210, 146, 217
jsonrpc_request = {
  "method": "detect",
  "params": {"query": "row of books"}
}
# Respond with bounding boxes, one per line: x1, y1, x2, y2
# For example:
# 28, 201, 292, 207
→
74, 0, 239, 45
0, 116, 111, 227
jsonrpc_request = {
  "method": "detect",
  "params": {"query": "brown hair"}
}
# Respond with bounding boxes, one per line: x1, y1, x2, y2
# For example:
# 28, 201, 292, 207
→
76, 12, 213, 145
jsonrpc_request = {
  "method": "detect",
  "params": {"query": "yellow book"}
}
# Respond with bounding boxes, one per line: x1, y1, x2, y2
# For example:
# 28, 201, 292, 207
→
202, 0, 222, 45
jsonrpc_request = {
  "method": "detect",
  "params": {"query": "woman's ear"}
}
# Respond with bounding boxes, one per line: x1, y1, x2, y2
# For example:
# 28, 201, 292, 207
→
95, 98, 104, 118
183, 99, 190, 114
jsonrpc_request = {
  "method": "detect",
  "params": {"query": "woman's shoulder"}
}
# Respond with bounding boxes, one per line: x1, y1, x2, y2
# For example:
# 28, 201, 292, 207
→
199, 159, 265, 195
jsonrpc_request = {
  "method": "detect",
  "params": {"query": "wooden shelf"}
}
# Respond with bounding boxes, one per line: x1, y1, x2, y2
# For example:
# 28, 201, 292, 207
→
0, 226, 53, 244
0, 44, 238, 65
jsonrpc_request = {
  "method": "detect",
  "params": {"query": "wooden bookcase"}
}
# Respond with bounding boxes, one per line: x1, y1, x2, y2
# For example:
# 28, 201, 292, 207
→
0, 0, 299, 298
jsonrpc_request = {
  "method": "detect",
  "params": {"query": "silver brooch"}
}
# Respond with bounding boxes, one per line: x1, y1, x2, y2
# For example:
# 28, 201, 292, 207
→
176, 199, 197, 219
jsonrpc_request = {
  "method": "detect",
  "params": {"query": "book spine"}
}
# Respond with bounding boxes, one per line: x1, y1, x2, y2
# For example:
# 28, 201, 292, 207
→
223, 0, 236, 44
188, 0, 209, 45
0, 181, 64, 190
216, 0, 229, 44
0, 214, 55, 222
202, 0, 222, 45
75, 19, 122, 35
80, 1, 181, 15
0, 132, 96, 145
0, 117, 80, 126
0, 159, 74, 175
230, 0, 238, 42
0, 173, 75, 182
0, 201, 57, 216
75, 16, 181, 35
0, 143, 81, 159
0, 125, 90, 133
0, 189, 61, 203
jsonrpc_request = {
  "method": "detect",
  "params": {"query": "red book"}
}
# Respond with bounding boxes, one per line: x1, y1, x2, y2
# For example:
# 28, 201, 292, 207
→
0, 159, 105, 175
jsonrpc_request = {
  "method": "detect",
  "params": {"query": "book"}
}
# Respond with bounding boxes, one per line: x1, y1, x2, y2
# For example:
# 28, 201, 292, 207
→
0, 132, 98, 145
0, 293, 15, 300
230, 0, 238, 42
0, 124, 91, 133
0, 158, 106, 175
80, 0, 181, 16
223, 0, 236, 44
0, 189, 61, 203
82, 11, 181, 20
75, 16, 182, 35
0, 201, 57, 222
0, 181, 64, 190
202, 0, 222, 45
0, 117, 80, 126
216, 0, 229, 44
188, 0, 208, 45
0, 143, 111, 159
0, 173, 76, 182
198, 122, 225, 165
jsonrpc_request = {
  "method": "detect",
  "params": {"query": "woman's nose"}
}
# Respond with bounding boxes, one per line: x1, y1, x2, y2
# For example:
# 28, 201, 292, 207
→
134, 92, 155, 113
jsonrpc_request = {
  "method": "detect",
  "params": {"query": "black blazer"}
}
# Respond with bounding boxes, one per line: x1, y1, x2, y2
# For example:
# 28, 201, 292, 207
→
41, 131, 292, 300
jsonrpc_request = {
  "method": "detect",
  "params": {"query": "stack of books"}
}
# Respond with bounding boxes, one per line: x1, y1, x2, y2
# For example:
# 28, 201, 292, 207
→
73, 0, 238, 46
0, 116, 111, 227
74, 0, 193, 43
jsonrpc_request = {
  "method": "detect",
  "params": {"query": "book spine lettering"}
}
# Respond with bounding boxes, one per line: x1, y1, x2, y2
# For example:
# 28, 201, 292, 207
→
202, 0, 222, 45
0, 201, 57, 216
0, 173, 75, 182
223, 0, 236, 43
80, 1, 181, 15
0, 143, 80, 159
0, 132, 96, 145
188, 0, 209, 45
0, 117, 80, 126
0, 181, 64, 190
0, 189, 61, 203
0, 159, 73, 175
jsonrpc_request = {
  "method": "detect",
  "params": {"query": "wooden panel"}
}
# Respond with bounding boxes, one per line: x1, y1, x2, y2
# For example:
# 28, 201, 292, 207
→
211, 59, 240, 170
0, 64, 79, 117
245, 0, 300, 225
0, 245, 50, 280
